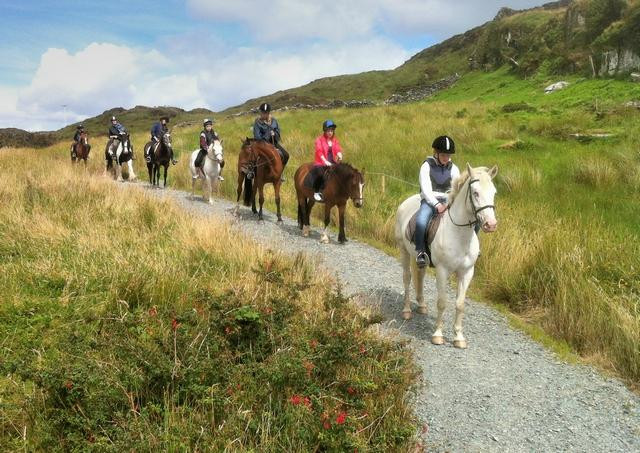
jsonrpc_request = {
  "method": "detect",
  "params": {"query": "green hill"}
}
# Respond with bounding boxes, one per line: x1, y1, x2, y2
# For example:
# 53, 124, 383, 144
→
224, 0, 640, 113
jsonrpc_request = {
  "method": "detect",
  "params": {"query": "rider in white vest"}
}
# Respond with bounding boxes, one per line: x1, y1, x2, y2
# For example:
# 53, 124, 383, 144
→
415, 135, 460, 268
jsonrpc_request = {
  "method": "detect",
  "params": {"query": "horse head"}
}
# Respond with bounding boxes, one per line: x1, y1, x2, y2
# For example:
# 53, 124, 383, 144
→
209, 139, 224, 161
348, 166, 365, 208
162, 132, 172, 150
457, 163, 498, 233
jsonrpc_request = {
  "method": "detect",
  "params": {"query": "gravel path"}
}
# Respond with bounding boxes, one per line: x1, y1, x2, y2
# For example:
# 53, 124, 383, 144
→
135, 182, 639, 452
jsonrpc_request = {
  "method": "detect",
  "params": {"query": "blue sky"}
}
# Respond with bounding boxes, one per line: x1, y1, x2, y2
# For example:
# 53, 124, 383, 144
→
0, 0, 544, 131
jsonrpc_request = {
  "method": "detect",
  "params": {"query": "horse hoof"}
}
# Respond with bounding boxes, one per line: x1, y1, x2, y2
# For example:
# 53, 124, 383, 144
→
276, 218, 283, 224
417, 306, 428, 315
302, 226, 310, 237
320, 235, 329, 244
208, 200, 214, 205
402, 311, 412, 320
431, 335, 444, 345
453, 340, 468, 349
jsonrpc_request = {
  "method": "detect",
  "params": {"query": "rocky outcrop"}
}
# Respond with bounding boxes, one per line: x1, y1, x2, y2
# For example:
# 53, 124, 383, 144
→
228, 99, 376, 117
598, 49, 640, 76
384, 74, 461, 105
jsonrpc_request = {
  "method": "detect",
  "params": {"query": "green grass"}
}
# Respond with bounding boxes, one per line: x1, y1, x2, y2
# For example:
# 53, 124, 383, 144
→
0, 152, 418, 451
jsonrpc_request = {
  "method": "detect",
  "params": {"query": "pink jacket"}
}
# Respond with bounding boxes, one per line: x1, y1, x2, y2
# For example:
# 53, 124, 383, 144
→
314, 135, 343, 166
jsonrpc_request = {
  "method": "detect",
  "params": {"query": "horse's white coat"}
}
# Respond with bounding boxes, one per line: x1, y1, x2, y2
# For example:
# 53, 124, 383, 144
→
394, 164, 498, 348
189, 140, 224, 204
112, 139, 136, 182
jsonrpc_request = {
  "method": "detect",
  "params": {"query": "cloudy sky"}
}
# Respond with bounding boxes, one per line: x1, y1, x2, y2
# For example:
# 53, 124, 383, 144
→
0, 0, 544, 131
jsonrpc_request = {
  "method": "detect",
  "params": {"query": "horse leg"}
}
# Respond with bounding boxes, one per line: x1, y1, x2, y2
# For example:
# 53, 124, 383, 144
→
206, 176, 213, 204
337, 203, 347, 243
163, 165, 168, 188
251, 179, 258, 214
401, 248, 413, 320
320, 204, 331, 244
432, 266, 450, 345
416, 266, 427, 314
257, 184, 265, 221
127, 160, 137, 181
452, 267, 474, 349
274, 181, 282, 223
116, 163, 123, 182
305, 199, 315, 232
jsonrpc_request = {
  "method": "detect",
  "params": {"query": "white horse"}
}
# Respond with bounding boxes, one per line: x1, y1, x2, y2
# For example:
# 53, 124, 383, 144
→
189, 140, 224, 204
106, 135, 137, 182
394, 163, 498, 348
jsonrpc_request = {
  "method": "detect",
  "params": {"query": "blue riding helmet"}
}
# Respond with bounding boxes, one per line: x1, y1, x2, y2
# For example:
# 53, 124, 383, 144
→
323, 119, 337, 131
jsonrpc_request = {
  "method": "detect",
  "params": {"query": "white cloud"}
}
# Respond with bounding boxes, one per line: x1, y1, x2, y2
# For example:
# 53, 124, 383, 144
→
187, 0, 547, 42
1, 37, 409, 131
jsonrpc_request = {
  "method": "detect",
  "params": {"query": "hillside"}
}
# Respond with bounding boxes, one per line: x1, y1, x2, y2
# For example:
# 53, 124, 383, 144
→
224, 0, 640, 113
0, 105, 215, 149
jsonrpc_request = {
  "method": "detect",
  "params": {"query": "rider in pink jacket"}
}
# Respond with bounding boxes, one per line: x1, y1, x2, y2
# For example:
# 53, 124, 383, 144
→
312, 120, 343, 201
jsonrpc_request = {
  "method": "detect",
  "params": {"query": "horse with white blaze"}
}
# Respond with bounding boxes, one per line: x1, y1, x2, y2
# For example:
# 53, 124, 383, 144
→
394, 163, 498, 348
189, 139, 224, 204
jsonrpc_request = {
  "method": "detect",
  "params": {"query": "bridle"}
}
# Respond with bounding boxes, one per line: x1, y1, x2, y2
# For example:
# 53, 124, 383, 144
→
206, 142, 223, 162
350, 172, 364, 204
447, 177, 496, 228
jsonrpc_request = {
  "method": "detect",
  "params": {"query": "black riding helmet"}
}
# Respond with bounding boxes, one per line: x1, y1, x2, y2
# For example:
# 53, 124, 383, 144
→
259, 103, 271, 113
160, 115, 169, 122
77, 124, 84, 129
432, 135, 455, 154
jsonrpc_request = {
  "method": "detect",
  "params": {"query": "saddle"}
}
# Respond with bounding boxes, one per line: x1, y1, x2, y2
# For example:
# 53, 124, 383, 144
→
405, 211, 444, 267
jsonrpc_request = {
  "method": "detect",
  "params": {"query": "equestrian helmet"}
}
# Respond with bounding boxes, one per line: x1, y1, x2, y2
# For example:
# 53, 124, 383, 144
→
110, 116, 117, 122
160, 115, 170, 122
203, 118, 213, 126
323, 119, 337, 131
432, 135, 455, 154
77, 124, 84, 129
259, 103, 271, 113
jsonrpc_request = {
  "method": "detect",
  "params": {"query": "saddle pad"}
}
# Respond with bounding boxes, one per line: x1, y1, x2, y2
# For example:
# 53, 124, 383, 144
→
405, 210, 443, 246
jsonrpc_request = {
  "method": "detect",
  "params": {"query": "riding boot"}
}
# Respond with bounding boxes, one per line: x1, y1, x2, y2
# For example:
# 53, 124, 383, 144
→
71, 143, 77, 159
218, 160, 225, 181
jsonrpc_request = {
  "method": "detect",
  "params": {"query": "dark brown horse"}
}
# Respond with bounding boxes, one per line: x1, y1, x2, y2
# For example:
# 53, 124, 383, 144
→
72, 131, 90, 165
294, 163, 365, 244
236, 138, 284, 222
144, 132, 173, 187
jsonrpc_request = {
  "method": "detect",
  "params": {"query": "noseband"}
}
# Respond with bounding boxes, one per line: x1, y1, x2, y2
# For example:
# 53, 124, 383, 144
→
447, 178, 496, 228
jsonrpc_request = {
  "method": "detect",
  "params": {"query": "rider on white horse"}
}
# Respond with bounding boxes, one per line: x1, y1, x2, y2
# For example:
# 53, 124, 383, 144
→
415, 135, 460, 268
195, 119, 224, 180
148, 115, 177, 165
107, 116, 128, 158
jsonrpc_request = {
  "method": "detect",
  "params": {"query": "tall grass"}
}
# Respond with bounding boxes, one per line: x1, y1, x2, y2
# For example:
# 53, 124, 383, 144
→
0, 149, 418, 451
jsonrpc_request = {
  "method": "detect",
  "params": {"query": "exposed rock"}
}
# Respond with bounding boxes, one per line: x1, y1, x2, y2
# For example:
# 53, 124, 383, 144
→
228, 99, 376, 117
598, 49, 640, 76
569, 133, 616, 142
544, 81, 570, 93
384, 74, 460, 105
623, 100, 640, 109
631, 73, 640, 83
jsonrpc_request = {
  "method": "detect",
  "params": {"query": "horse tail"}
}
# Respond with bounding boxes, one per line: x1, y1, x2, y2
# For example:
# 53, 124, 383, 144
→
243, 174, 252, 206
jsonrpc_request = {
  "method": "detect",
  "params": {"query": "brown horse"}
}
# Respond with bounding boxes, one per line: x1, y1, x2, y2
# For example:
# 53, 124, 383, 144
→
72, 131, 90, 165
236, 138, 284, 222
294, 162, 365, 244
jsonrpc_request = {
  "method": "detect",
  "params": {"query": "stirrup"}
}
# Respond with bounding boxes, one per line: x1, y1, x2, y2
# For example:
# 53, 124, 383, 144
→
218, 175, 224, 181
313, 192, 324, 202
171, 159, 178, 165
246, 171, 254, 180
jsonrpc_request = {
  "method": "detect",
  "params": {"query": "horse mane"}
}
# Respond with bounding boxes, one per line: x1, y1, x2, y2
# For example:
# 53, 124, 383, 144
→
330, 162, 358, 179
449, 166, 490, 205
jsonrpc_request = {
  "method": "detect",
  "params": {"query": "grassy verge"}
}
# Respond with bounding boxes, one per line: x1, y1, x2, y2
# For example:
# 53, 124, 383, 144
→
0, 150, 418, 451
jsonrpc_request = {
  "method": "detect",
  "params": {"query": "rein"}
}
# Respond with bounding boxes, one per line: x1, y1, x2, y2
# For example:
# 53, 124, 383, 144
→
447, 178, 495, 228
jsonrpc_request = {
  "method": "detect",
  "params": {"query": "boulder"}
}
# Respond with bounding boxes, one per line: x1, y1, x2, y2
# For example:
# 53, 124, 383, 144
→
631, 73, 640, 83
544, 81, 569, 93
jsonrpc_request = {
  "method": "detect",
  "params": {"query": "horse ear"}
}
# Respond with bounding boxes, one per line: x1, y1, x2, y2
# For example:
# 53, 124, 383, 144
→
466, 162, 474, 177
488, 165, 498, 179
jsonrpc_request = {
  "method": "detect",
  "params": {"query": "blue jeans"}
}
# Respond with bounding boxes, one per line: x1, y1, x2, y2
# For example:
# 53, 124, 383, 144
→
414, 199, 433, 253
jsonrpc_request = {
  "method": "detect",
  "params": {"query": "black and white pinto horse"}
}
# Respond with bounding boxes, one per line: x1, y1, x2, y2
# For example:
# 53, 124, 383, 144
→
105, 134, 137, 181
144, 132, 173, 187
